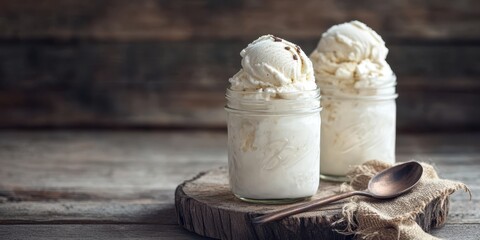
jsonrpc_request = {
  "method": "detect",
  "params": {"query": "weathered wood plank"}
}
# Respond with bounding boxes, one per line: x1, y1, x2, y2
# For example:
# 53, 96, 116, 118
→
0, 188, 173, 202
0, 0, 479, 40
0, 131, 227, 190
1, 41, 478, 91
0, 41, 479, 129
1, 132, 478, 191
0, 224, 477, 239
397, 91, 480, 132
0, 132, 478, 225
0, 186, 476, 225
2, 89, 480, 130
0, 201, 177, 224
396, 134, 480, 154
430, 224, 480, 239
0, 224, 208, 240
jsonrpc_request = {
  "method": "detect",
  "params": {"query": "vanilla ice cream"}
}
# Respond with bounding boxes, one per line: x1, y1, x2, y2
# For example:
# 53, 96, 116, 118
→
226, 35, 321, 202
310, 20, 394, 90
230, 35, 316, 94
310, 21, 397, 181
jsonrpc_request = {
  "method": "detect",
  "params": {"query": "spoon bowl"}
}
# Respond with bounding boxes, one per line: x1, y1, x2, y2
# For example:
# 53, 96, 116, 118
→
252, 161, 424, 224
368, 161, 423, 198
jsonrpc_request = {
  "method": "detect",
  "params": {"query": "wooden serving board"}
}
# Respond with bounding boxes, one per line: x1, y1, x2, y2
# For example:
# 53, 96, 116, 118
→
175, 168, 449, 240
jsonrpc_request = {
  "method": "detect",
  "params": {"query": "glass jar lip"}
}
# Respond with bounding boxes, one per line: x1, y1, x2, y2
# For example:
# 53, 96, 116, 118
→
317, 74, 397, 100
224, 106, 322, 115
226, 87, 321, 101
321, 93, 398, 101
225, 87, 321, 114
318, 82, 397, 91
226, 87, 320, 95
317, 74, 397, 91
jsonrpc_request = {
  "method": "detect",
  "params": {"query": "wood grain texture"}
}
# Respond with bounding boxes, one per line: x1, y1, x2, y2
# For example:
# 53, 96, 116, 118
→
1, 41, 479, 129
430, 224, 480, 239
0, 131, 478, 232
0, 224, 208, 240
0, 131, 226, 191
0, 0, 479, 129
175, 168, 450, 240
0, 0, 479, 41
0, 224, 478, 240
0, 201, 177, 224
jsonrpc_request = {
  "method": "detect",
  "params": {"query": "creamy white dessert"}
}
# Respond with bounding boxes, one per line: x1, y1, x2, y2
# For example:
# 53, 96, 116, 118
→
310, 20, 394, 91
226, 35, 321, 202
310, 21, 397, 179
230, 35, 316, 93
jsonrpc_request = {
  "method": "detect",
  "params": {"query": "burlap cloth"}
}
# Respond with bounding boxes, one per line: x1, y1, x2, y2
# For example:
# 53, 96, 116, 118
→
333, 160, 471, 240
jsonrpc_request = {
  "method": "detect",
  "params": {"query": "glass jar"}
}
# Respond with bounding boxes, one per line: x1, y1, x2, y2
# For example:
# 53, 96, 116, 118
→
319, 75, 398, 182
225, 89, 321, 204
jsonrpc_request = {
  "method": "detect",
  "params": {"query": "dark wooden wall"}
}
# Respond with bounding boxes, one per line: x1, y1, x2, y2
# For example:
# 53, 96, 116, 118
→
0, 0, 479, 131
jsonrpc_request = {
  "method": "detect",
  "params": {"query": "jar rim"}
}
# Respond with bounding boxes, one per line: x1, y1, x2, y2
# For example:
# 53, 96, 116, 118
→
317, 74, 397, 91
224, 106, 323, 115
225, 88, 321, 113
321, 93, 398, 101
226, 87, 320, 101
226, 87, 320, 95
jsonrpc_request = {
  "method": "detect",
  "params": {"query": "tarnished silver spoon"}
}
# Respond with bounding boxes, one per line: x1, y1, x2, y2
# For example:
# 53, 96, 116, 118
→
252, 161, 423, 224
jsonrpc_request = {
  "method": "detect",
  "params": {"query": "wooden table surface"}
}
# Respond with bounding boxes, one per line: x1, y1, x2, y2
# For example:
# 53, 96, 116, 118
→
0, 131, 478, 239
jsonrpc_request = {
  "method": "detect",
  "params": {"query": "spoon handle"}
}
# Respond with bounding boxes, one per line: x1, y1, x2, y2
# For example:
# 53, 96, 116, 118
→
252, 191, 367, 224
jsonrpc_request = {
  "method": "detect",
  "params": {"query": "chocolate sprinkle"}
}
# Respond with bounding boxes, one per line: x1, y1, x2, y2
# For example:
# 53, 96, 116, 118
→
293, 54, 298, 60
272, 36, 282, 42
295, 45, 301, 54
284, 46, 290, 50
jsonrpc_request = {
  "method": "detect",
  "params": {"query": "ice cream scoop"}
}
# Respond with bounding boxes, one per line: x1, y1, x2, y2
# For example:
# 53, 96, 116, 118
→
310, 20, 394, 89
230, 35, 316, 94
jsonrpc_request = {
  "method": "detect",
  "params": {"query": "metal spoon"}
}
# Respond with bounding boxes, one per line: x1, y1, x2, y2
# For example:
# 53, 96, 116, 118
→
252, 161, 423, 224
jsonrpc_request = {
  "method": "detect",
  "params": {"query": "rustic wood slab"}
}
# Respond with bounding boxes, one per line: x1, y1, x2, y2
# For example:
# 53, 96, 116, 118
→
175, 168, 449, 240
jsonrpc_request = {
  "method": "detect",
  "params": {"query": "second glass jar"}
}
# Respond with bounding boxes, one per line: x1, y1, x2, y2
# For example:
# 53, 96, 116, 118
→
319, 77, 398, 182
